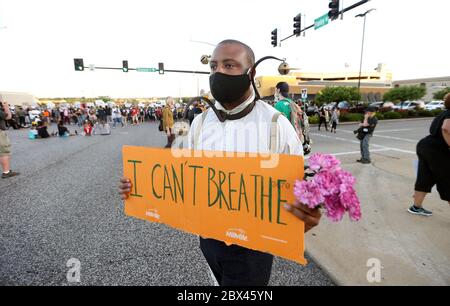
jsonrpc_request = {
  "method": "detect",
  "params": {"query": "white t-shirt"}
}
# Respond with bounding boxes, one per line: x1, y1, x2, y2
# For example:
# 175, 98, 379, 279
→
187, 98, 303, 157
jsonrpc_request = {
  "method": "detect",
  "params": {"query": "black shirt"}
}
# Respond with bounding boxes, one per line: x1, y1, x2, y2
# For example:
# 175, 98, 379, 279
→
58, 125, 68, 136
429, 109, 450, 149
361, 116, 378, 135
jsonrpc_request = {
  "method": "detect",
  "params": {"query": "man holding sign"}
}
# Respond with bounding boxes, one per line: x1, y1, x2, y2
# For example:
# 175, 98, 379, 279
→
119, 40, 321, 286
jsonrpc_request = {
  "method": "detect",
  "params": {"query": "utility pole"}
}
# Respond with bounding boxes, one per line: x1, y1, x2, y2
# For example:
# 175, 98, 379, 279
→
356, 8, 376, 102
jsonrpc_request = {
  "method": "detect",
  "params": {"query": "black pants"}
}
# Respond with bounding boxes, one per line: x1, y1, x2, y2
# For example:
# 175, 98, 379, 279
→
318, 117, 328, 131
415, 137, 450, 201
200, 238, 273, 286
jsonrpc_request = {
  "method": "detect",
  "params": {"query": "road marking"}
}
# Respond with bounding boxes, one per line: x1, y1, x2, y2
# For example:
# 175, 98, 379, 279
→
338, 130, 417, 143
375, 129, 413, 133
305, 149, 391, 159
311, 133, 416, 155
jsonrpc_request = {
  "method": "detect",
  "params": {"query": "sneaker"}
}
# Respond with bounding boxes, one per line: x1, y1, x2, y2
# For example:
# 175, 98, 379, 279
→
408, 205, 433, 216
357, 159, 371, 164
1, 171, 20, 179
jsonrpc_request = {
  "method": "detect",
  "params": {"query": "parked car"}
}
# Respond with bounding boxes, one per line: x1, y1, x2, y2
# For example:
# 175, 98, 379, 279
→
369, 101, 395, 111
349, 102, 369, 113
368, 102, 384, 110
306, 104, 319, 116
393, 101, 425, 110
424, 101, 445, 110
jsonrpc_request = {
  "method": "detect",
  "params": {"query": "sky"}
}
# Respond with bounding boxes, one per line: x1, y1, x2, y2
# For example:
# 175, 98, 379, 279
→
0, 0, 449, 98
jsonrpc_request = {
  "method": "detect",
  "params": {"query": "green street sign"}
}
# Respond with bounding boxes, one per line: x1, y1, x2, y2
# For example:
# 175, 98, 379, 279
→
314, 14, 329, 30
136, 67, 158, 72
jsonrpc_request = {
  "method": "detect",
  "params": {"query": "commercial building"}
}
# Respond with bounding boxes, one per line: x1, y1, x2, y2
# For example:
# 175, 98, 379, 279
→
393, 76, 450, 102
255, 64, 393, 102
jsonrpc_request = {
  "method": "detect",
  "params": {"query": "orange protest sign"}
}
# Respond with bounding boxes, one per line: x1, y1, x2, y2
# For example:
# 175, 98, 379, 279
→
123, 146, 306, 265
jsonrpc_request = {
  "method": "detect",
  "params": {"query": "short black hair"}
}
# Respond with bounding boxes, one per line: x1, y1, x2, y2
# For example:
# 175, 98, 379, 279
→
217, 39, 255, 67
276, 82, 290, 98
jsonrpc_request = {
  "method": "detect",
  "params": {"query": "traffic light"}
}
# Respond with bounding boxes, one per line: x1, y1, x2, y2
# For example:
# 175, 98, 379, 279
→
293, 14, 301, 36
158, 62, 164, 74
74, 58, 84, 71
122, 60, 129, 72
271, 29, 277, 47
328, 0, 340, 20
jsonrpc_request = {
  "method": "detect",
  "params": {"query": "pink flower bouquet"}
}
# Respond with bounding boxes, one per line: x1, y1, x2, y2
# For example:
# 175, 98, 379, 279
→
294, 153, 361, 222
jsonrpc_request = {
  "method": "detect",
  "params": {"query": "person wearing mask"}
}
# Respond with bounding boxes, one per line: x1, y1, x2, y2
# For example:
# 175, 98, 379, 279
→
408, 93, 450, 216
118, 39, 321, 286
162, 97, 175, 148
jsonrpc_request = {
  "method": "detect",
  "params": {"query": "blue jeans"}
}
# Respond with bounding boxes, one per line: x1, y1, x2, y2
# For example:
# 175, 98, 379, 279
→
113, 118, 123, 127
360, 134, 372, 161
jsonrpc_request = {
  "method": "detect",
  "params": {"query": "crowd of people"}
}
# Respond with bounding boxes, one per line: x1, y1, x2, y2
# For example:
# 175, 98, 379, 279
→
2, 102, 199, 139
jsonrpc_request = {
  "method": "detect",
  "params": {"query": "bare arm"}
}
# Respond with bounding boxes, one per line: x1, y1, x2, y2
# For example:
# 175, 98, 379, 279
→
442, 119, 450, 147
2, 102, 12, 120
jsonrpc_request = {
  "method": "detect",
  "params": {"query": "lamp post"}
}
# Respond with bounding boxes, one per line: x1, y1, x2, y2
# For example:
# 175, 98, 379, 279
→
355, 8, 376, 102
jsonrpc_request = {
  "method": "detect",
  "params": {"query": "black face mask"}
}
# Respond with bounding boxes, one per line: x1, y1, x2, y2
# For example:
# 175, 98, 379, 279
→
209, 72, 251, 105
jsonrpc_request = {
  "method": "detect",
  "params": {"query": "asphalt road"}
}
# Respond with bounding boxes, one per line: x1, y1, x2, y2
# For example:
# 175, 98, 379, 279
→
0, 121, 335, 286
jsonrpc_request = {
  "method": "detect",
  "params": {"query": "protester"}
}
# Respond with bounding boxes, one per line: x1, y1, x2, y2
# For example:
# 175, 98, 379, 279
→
162, 97, 175, 148
330, 107, 340, 133
119, 39, 321, 286
357, 107, 378, 164
0, 101, 20, 178
57, 120, 77, 137
36, 121, 50, 138
408, 93, 450, 216
83, 120, 93, 136
318, 106, 329, 131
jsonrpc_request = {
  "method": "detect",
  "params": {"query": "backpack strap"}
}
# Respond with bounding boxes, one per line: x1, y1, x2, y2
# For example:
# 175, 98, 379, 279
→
193, 109, 209, 149
270, 112, 281, 153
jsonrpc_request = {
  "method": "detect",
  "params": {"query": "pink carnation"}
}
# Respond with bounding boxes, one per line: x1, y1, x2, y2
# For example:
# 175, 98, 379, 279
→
324, 195, 346, 222
312, 171, 341, 196
309, 153, 341, 172
293, 180, 324, 209
294, 153, 362, 223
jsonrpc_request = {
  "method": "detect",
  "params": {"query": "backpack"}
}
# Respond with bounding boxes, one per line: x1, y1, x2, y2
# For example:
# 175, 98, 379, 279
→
283, 99, 312, 155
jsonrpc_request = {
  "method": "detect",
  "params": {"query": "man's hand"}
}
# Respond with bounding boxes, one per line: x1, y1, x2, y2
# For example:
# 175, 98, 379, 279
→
284, 202, 321, 233
119, 177, 132, 200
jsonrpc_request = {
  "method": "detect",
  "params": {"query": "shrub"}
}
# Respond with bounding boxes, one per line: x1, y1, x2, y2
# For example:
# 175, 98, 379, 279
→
431, 109, 445, 117
384, 111, 402, 120
375, 112, 384, 120
417, 110, 434, 117
340, 113, 364, 122
309, 114, 319, 125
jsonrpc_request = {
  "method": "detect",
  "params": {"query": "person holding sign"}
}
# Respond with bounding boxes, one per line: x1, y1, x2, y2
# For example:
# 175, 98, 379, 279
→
119, 40, 321, 286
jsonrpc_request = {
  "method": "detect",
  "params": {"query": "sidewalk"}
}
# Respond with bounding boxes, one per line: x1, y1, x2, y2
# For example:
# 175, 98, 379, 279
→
305, 154, 450, 286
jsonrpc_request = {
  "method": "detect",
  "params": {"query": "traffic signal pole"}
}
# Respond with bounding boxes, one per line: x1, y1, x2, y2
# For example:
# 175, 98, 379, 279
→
279, 0, 370, 43
74, 65, 209, 74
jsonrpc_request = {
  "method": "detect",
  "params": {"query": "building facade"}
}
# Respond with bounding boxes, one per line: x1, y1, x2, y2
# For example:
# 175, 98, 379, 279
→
255, 64, 393, 102
393, 76, 450, 102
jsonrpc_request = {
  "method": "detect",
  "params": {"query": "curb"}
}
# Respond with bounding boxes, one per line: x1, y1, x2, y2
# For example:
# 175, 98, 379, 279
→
305, 249, 343, 286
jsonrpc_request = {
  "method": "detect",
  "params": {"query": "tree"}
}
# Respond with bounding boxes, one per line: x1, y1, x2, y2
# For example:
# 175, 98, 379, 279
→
383, 86, 426, 103
433, 87, 450, 100
315, 86, 361, 104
